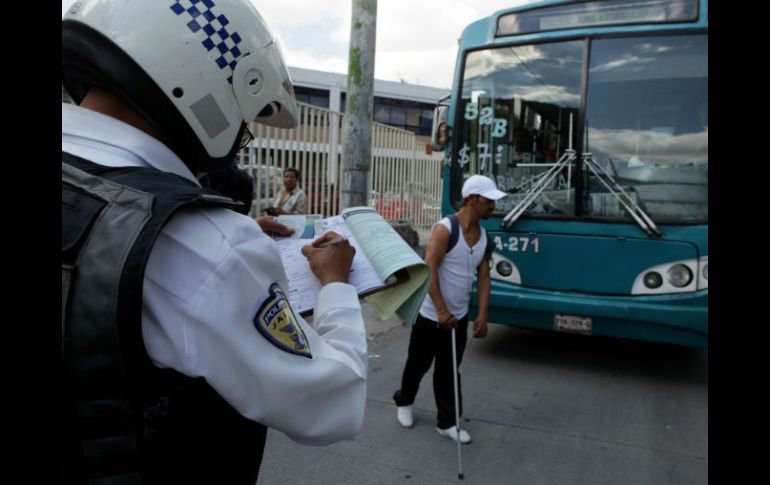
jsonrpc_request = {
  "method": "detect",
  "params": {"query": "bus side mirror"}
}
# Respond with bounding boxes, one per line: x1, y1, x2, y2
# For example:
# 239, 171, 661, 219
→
431, 105, 449, 151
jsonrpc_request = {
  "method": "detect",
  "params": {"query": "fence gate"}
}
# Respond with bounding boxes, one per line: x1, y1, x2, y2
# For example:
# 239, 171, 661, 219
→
238, 102, 443, 243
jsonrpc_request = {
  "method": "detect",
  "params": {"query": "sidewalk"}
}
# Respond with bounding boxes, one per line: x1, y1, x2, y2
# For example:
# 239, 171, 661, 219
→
361, 302, 405, 336
262, 242, 708, 485
258, 312, 708, 485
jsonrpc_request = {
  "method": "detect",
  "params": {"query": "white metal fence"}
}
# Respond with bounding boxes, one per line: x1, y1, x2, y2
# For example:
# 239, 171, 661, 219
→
237, 102, 444, 243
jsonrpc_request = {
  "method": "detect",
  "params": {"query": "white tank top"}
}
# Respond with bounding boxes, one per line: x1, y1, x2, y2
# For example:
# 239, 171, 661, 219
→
419, 217, 488, 321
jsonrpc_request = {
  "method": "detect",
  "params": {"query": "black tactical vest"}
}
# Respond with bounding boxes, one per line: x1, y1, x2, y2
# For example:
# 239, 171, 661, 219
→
62, 153, 267, 484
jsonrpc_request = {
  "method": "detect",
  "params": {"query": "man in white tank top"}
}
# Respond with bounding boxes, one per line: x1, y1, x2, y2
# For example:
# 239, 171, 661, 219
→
393, 175, 507, 444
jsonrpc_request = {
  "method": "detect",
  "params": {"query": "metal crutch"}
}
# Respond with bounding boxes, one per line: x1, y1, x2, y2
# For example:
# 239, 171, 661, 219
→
451, 327, 465, 480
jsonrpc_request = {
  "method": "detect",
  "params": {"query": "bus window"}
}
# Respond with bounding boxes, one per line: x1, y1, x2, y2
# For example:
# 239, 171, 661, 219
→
584, 35, 708, 222
458, 41, 583, 216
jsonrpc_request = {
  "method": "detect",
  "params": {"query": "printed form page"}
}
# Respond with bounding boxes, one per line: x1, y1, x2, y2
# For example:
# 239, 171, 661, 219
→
277, 215, 384, 315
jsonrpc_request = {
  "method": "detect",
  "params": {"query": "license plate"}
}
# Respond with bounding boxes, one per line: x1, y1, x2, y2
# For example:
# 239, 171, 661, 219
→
554, 313, 592, 335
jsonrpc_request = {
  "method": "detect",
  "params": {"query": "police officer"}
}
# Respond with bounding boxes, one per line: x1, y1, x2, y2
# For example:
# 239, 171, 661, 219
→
62, 1, 367, 483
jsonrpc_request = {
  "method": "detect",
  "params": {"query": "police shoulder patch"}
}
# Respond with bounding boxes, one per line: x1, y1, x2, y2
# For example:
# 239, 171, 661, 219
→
253, 283, 312, 358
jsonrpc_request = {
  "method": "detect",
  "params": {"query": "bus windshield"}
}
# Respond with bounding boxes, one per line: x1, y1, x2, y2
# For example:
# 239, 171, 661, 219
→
585, 35, 707, 222
456, 34, 707, 223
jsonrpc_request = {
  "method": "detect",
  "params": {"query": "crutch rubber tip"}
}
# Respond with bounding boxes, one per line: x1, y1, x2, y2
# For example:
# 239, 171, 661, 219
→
459, 474, 464, 480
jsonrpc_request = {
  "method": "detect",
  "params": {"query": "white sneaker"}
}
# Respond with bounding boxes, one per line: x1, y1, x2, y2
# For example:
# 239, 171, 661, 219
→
396, 405, 414, 428
436, 426, 471, 444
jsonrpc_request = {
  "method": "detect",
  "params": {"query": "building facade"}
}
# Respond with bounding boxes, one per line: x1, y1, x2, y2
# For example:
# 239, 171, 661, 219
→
289, 67, 449, 142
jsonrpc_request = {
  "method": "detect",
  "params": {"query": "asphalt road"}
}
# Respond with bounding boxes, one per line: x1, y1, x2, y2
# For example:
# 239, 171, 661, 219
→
257, 305, 708, 485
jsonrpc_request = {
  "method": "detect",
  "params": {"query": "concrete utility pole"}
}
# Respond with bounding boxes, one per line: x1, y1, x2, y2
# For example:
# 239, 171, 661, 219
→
341, 0, 377, 209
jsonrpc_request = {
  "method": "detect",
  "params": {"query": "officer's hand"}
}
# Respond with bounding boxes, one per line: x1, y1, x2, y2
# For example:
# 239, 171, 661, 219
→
255, 215, 294, 237
301, 231, 355, 285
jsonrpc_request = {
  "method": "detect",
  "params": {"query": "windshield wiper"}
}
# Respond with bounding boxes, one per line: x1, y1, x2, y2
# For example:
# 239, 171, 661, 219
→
502, 149, 577, 229
581, 153, 661, 237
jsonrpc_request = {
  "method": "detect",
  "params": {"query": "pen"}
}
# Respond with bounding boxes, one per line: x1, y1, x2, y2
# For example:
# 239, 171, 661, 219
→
317, 236, 348, 248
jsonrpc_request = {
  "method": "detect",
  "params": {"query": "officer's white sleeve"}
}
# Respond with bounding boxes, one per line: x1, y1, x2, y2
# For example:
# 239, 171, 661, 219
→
142, 211, 367, 446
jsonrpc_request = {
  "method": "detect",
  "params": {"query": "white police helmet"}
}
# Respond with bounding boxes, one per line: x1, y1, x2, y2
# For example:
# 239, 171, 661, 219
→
62, 0, 298, 173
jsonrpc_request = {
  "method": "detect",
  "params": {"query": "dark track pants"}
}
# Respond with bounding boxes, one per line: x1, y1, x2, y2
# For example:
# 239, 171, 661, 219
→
393, 314, 469, 429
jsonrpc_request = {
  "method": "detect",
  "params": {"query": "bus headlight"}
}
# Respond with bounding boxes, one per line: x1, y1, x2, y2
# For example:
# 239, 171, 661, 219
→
632, 258, 698, 295
643, 271, 663, 289
698, 255, 708, 290
667, 264, 693, 288
497, 260, 513, 277
490, 252, 521, 284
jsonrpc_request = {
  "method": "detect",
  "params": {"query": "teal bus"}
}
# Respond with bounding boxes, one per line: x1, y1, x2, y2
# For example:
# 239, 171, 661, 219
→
432, 0, 707, 346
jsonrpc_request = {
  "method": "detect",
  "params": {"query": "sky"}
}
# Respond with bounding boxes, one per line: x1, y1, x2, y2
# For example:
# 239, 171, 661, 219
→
62, 0, 529, 89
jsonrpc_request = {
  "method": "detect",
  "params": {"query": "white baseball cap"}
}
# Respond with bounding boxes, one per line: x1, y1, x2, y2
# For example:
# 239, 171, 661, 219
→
461, 175, 507, 200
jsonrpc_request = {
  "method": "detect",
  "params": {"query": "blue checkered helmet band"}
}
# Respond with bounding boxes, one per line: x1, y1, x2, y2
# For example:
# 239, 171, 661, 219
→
170, 0, 243, 84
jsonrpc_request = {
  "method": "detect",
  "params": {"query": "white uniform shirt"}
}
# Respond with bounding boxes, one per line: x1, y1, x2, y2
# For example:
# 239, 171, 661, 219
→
62, 103, 367, 445
419, 217, 488, 321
